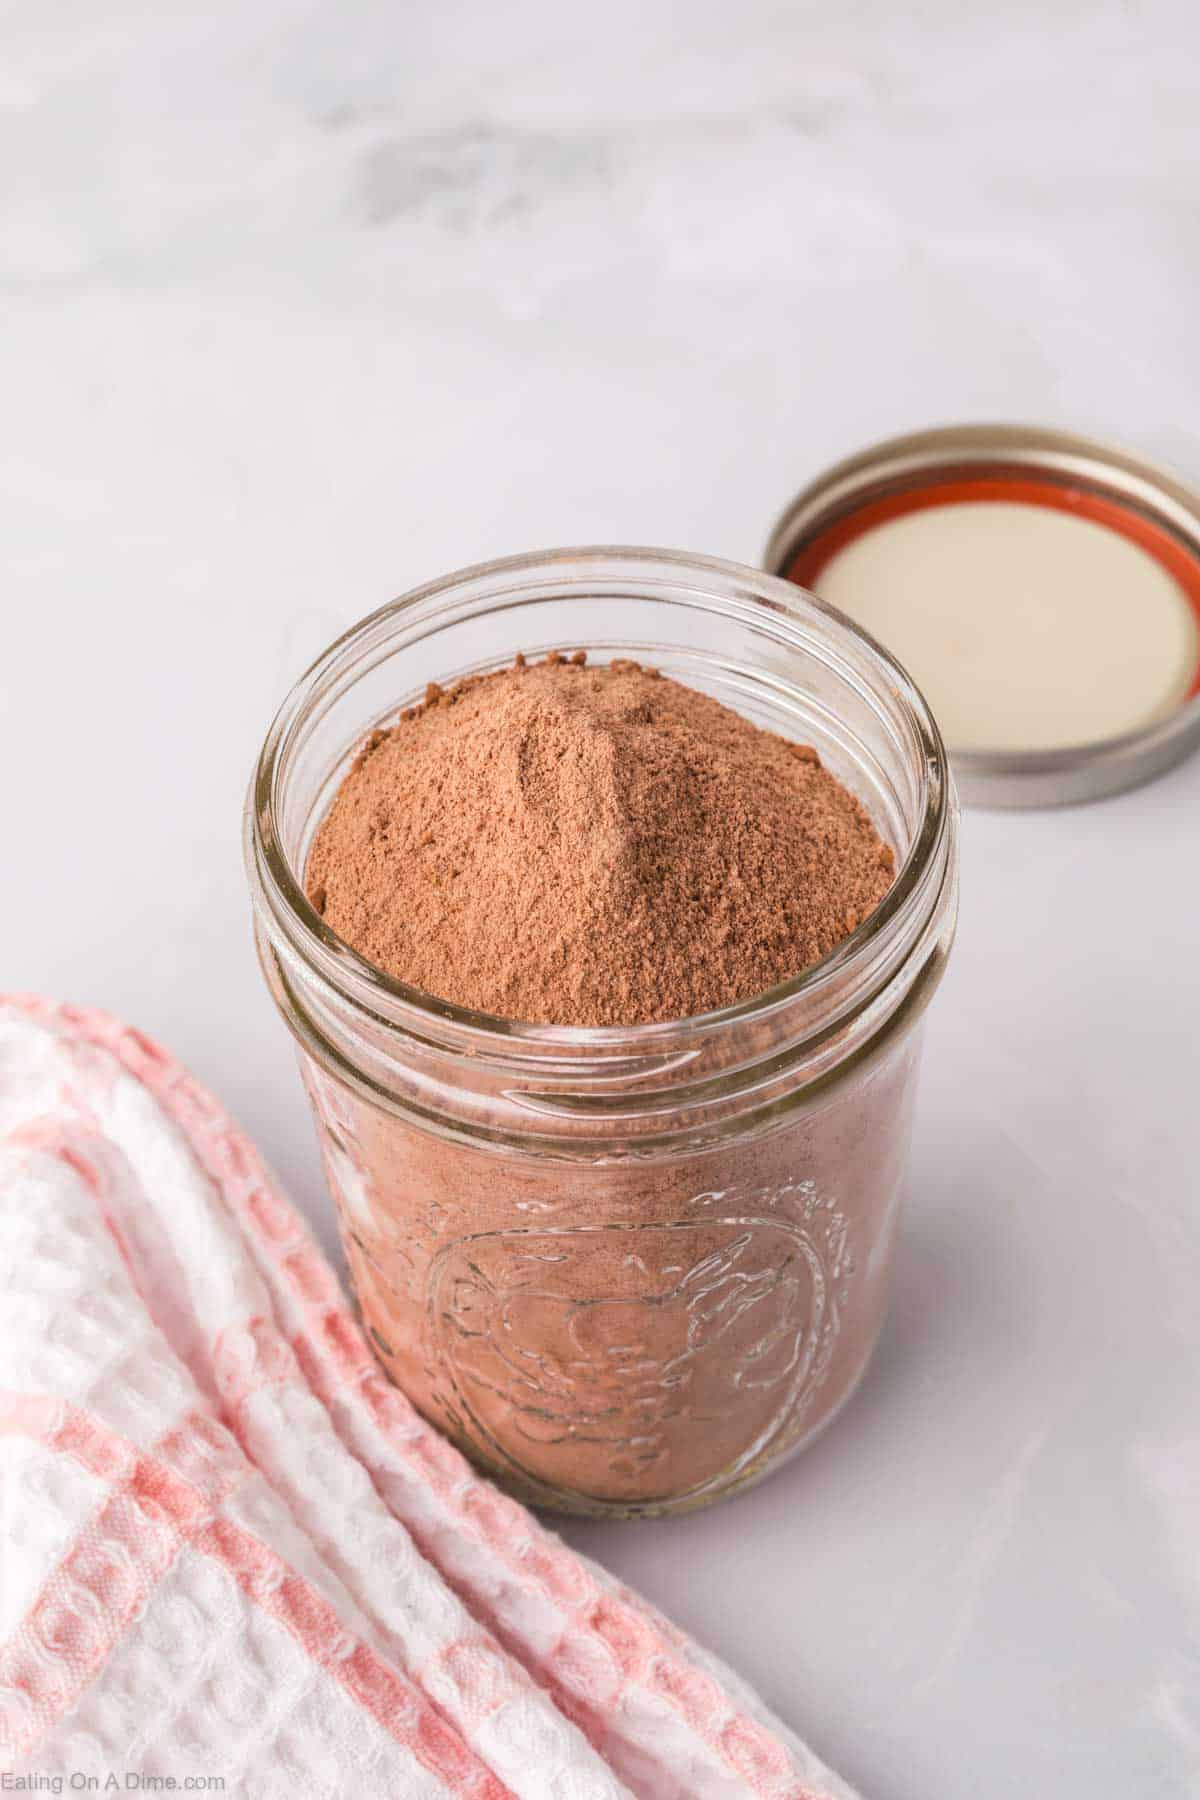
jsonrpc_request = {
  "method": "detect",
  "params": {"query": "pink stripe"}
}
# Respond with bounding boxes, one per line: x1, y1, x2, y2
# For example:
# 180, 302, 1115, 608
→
0, 1397, 243, 1764
0, 1396, 509, 1799
2, 994, 831, 1800
5, 1125, 144, 1300
5, 1102, 554, 1782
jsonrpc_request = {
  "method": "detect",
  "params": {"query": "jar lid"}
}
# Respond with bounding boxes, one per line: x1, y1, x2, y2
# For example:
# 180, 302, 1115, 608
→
764, 424, 1200, 807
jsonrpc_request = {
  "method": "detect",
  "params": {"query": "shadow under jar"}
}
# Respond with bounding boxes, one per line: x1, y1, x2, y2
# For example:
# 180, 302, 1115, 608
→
245, 549, 958, 1518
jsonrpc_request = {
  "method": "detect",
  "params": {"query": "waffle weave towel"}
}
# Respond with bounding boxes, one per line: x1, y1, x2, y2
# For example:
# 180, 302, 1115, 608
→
0, 998, 857, 1800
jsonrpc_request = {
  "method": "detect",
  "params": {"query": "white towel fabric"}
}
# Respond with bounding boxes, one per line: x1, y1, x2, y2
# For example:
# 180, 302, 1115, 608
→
0, 997, 857, 1800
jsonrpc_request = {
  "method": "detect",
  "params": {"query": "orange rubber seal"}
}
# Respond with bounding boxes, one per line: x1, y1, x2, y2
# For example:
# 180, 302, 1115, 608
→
784, 475, 1200, 701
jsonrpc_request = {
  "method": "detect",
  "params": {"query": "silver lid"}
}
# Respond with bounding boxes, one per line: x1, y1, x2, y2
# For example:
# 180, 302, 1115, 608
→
764, 423, 1200, 807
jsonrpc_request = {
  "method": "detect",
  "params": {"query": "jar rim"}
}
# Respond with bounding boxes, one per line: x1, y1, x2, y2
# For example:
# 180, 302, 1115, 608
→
246, 545, 954, 1061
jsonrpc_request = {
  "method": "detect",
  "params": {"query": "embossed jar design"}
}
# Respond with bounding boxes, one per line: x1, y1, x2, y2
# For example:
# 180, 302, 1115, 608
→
246, 549, 958, 1517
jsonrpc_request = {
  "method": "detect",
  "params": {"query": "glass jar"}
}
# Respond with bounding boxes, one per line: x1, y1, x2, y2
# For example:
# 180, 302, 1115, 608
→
245, 549, 958, 1518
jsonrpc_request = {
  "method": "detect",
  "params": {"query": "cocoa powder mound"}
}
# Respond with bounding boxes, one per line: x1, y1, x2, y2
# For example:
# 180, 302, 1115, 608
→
305, 655, 895, 1027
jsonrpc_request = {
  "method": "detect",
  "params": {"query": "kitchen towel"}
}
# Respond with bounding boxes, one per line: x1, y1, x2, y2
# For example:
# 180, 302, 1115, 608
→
0, 997, 857, 1800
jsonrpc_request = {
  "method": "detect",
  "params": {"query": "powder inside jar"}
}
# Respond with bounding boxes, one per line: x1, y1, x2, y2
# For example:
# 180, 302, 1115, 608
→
305, 654, 895, 1027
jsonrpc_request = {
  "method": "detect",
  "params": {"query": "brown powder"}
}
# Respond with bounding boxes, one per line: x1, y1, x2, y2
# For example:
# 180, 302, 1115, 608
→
294, 655, 925, 1510
305, 655, 895, 1027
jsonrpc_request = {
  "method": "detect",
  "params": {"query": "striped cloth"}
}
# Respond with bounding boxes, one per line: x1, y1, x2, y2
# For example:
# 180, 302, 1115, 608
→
0, 998, 857, 1800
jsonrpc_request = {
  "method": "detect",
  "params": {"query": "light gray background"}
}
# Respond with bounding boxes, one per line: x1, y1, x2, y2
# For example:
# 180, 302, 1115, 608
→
4, 5, 1199, 1796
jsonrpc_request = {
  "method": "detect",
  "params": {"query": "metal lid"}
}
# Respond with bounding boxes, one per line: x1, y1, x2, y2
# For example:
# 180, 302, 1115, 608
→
764, 423, 1200, 807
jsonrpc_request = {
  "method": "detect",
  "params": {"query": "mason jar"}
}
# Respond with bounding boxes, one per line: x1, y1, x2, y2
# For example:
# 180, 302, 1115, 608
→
245, 548, 958, 1518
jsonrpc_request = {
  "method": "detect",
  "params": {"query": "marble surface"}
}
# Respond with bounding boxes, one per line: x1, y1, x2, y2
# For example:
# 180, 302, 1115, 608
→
4, 3, 1200, 1794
